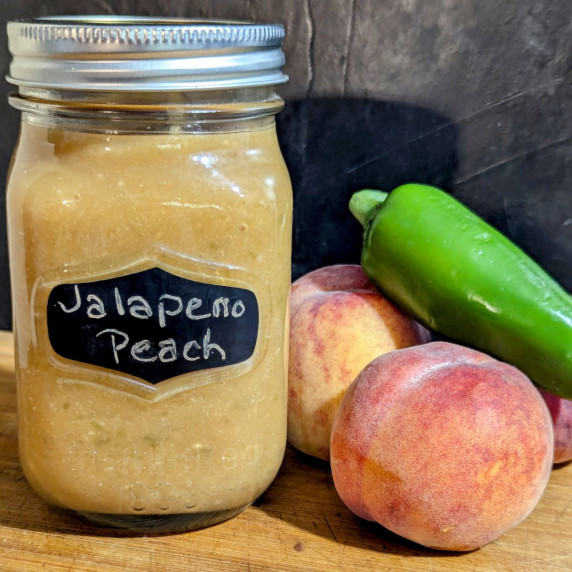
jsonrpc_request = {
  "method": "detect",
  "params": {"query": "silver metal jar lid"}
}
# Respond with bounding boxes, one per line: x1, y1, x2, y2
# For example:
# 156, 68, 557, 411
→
6, 16, 288, 91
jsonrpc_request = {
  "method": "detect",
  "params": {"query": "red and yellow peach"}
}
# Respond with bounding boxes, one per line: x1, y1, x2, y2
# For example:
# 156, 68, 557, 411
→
538, 388, 572, 465
288, 264, 429, 461
330, 342, 554, 551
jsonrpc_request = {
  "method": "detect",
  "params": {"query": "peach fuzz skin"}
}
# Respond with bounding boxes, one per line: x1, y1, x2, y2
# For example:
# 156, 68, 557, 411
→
288, 264, 429, 461
538, 388, 572, 464
330, 342, 554, 551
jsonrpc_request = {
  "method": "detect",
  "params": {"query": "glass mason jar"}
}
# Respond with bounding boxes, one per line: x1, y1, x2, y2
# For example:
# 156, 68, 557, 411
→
5, 17, 292, 532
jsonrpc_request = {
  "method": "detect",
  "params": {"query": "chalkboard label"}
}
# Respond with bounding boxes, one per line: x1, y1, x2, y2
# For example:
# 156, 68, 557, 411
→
47, 268, 259, 384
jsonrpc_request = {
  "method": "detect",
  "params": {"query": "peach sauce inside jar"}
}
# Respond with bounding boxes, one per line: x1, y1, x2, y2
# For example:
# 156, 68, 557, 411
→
5, 16, 292, 533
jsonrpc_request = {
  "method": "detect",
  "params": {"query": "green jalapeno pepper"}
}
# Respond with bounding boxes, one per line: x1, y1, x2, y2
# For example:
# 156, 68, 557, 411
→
350, 184, 572, 399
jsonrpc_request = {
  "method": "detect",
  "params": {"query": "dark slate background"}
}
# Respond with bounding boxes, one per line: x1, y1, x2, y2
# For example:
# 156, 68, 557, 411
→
0, 1, 571, 330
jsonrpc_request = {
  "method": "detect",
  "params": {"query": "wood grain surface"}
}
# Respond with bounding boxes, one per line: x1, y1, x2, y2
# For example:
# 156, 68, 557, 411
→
0, 331, 571, 572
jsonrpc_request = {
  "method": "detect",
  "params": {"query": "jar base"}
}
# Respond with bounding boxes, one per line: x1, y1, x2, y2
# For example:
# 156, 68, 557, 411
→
76, 505, 248, 533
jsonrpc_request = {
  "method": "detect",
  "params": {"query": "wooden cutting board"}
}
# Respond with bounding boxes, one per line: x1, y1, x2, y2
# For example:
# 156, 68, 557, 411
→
0, 330, 571, 572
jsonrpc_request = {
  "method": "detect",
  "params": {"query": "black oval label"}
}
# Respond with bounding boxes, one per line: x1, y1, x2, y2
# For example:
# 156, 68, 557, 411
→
47, 267, 259, 384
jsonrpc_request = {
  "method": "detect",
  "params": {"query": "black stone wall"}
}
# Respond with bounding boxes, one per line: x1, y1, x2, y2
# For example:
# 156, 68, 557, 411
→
0, 1, 570, 329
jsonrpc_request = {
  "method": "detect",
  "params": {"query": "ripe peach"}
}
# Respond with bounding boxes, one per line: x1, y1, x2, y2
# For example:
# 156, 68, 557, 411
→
288, 264, 429, 461
538, 388, 572, 465
330, 342, 554, 551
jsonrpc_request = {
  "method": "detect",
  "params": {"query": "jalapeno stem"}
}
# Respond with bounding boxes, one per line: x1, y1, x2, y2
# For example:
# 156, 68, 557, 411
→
349, 189, 389, 228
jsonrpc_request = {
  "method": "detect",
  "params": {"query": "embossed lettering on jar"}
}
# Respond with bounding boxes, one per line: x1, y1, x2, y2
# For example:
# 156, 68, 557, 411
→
6, 17, 292, 532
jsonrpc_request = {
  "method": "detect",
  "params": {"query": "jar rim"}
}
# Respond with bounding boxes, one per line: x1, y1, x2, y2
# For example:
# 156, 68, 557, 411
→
6, 16, 288, 92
